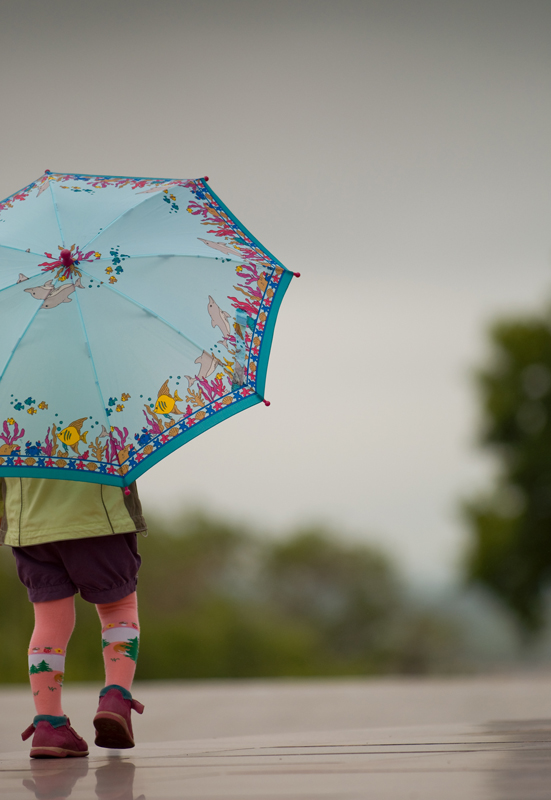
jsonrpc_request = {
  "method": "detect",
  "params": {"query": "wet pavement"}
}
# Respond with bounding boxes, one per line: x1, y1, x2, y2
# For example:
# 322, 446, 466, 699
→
1, 676, 551, 799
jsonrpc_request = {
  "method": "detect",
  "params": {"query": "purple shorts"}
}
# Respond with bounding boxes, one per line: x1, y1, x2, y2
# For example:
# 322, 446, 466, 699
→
12, 533, 142, 604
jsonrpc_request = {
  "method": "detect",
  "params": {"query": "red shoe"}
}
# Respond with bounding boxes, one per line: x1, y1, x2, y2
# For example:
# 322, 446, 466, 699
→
93, 685, 144, 749
21, 715, 89, 759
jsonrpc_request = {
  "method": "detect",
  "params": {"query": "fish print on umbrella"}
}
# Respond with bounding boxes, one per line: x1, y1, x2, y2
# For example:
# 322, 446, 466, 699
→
153, 380, 184, 417
57, 418, 88, 455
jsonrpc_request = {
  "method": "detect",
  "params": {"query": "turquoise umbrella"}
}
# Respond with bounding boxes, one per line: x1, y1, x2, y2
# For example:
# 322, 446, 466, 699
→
0, 171, 298, 487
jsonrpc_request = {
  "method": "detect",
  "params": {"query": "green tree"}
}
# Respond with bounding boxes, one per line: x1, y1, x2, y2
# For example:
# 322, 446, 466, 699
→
262, 527, 404, 670
33, 660, 53, 673
121, 637, 139, 662
464, 312, 551, 630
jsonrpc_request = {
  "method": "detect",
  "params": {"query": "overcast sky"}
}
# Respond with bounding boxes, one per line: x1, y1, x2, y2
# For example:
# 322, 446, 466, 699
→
2, 0, 551, 584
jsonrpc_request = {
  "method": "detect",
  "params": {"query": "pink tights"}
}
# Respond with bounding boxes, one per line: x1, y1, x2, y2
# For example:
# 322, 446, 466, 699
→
29, 592, 139, 717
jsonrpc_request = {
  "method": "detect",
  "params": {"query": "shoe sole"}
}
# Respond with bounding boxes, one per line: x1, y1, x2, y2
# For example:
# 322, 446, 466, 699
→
30, 747, 89, 759
94, 712, 135, 749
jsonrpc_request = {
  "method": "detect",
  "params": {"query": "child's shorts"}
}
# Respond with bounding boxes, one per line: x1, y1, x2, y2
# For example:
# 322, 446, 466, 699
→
11, 533, 142, 604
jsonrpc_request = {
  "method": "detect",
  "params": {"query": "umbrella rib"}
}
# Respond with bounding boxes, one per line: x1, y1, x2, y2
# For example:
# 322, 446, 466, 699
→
0, 269, 56, 295
77, 266, 207, 355
80, 191, 177, 252
93, 252, 249, 264
0, 253, 48, 295
0, 304, 43, 386
0, 244, 44, 258
48, 180, 66, 247
72, 291, 113, 441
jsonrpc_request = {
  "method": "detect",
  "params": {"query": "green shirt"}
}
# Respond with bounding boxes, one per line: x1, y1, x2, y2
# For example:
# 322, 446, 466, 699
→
0, 478, 147, 547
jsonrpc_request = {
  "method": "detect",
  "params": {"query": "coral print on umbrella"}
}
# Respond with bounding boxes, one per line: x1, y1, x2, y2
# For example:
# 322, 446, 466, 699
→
39, 245, 101, 281
0, 419, 24, 457
21, 245, 101, 309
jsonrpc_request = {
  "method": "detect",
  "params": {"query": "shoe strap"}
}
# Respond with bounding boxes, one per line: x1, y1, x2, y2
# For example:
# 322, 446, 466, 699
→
131, 699, 145, 714
21, 723, 35, 741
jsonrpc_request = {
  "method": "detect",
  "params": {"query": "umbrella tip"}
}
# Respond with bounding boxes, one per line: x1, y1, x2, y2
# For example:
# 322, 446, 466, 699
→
44, 169, 51, 174
124, 487, 131, 496
293, 272, 301, 278
60, 249, 73, 266
263, 399, 271, 407
203, 175, 209, 181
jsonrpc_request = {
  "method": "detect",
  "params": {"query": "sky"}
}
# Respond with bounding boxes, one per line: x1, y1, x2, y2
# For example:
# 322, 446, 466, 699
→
1, 0, 551, 584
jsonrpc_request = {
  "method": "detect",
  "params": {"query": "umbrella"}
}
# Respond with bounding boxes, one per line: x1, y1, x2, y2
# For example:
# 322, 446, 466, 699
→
0, 171, 298, 487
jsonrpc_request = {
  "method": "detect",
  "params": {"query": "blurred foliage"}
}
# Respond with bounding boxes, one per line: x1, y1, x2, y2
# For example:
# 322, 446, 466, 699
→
464, 312, 551, 631
0, 513, 464, 683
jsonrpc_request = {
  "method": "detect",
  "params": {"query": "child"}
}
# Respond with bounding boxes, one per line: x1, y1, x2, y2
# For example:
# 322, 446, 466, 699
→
0, 477, 147, 758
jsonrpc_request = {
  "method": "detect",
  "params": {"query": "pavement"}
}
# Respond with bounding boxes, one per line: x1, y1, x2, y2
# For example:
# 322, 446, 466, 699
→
1, 675, 551, 799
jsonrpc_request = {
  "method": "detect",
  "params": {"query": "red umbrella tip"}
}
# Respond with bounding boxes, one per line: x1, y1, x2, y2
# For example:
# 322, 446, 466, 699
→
44, 169, 51, 174
203, 175, 209, 181
124, 487, 131, 496
293, 272, 301, 278
60, 249, 73, 267
263, 399, 271, 407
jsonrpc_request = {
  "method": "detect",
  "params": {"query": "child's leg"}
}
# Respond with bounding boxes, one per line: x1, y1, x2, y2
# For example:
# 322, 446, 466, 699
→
28, 596, 75, 716
96, 591, 139, 691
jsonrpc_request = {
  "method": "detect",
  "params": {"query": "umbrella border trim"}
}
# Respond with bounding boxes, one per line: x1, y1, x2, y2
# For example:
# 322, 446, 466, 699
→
197, 179, 288, 272
124, 391, 262, 483
0, 393, 262, 488
255, 267, 293, 397
193, 178, 295, 396
0, 173, 198, 207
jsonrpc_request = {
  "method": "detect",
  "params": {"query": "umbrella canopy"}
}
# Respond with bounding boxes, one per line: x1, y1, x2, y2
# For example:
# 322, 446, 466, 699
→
0, 171, 296, 487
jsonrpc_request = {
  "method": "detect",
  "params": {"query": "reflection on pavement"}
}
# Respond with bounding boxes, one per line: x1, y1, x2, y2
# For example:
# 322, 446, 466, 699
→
21, 757, 145, 800
22, 758, 88, 798
95, 759, 144, 800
